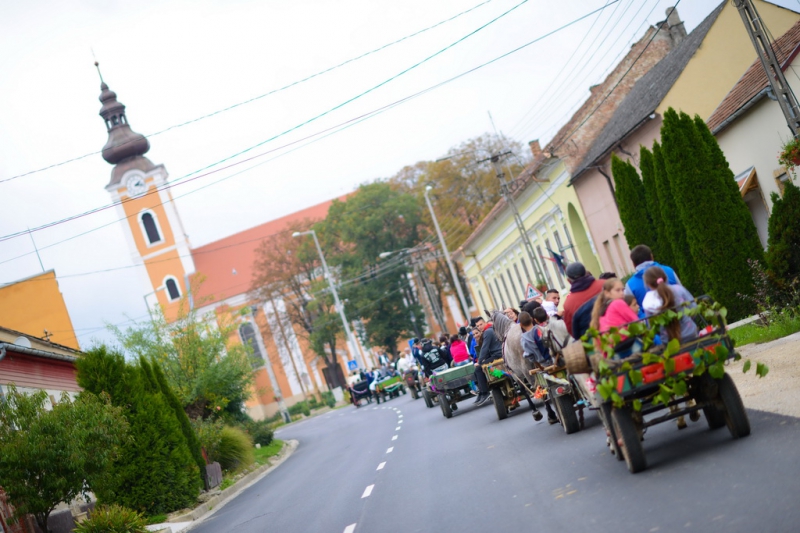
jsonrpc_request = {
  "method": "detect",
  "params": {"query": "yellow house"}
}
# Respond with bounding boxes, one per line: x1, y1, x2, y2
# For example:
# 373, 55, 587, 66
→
570, 1, 799, 274
0, 270, 79, 350
454, 13, 685, 306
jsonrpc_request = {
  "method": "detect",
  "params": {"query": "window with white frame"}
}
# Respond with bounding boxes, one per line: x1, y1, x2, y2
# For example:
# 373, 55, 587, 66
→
139, 210, 164, 246
164, 276, 181, 301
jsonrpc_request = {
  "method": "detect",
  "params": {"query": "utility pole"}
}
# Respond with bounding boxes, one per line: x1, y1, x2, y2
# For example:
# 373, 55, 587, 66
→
734, 0, 800, 137
424, 186, 470, 320
409, 253, 448, 334
480, 152, 547, 286
293, 230, 364, 369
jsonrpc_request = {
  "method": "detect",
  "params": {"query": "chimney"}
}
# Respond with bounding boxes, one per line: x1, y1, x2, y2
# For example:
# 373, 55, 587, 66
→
666, 7, 686, 45
528, 139, 542, 159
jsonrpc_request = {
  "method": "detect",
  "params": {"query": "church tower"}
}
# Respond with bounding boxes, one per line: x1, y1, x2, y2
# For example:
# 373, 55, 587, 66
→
97, 65, 194, 320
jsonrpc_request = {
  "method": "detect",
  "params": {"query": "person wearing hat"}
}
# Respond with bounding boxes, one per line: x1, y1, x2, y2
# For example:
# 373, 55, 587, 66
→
561, 262, 604, 337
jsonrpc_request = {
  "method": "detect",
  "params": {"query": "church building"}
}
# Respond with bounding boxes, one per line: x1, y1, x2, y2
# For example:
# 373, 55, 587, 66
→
96, 73, 357, 419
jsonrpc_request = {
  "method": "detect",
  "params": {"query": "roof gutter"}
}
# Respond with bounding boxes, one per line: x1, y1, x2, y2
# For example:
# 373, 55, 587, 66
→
711, 88, 771, 135
0, 343, 78, 363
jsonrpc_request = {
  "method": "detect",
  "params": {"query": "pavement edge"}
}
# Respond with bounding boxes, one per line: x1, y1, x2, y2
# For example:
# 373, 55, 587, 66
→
177, 439, 299, 530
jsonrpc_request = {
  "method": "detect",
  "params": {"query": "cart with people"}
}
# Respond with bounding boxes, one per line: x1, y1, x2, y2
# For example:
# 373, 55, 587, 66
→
482, 358, 545, 421
430, 363, 477, 418
528, 363, 588, 434
349, 380, 372, 407
566, 303, 751, 474
373, 375, 406, 404
403, 369, 422, 400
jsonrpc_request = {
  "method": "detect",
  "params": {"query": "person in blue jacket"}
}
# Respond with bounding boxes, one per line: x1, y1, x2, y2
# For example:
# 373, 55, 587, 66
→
624, 245, 679, 318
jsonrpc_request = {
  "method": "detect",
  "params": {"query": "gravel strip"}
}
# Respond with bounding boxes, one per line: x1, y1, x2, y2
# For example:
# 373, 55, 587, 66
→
728, 332, 800, 418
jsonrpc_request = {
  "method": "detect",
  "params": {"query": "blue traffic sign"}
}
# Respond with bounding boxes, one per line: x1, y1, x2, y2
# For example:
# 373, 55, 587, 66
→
347, 360, 358, 371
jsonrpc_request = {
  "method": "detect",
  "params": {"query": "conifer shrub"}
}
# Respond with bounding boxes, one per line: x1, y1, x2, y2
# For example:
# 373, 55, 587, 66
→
216, 426, 254, 472
661, 109, 760, 319
76, 346, 200, 515
72, 505, 148, 533
145, 358, 206, 484
766, 180, 800, 287
651, 141, 703, 296
639, 146, 675, 268
612, 153, 656, 251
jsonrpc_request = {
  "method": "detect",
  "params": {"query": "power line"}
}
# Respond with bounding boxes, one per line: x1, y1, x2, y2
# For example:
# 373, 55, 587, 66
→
1, 0, 529, 245
551, 1, 682, 154
0, 0, 495, 185
0, 1, 620, 266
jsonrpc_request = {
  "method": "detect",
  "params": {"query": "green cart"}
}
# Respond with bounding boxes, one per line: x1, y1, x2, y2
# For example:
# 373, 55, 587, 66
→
374, 375, 406, 404
430, 363, 476, 418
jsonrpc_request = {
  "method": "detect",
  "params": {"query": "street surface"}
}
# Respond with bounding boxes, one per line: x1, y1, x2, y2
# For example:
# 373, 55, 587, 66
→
190, 395, 800, 533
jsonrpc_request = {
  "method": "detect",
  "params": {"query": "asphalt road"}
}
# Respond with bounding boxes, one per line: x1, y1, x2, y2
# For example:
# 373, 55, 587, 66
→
189, 392, 800, 533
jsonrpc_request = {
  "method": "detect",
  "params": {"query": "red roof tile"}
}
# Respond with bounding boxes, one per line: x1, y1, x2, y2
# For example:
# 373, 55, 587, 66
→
707, 20, 800, 132
190, 196, 347, 306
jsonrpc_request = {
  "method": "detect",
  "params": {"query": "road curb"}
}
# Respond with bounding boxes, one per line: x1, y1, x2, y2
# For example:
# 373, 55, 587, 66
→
177, 439, 299, 530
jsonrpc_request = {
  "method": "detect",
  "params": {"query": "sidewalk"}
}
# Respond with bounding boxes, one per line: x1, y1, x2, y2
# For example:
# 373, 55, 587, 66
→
729, 331, 800, 418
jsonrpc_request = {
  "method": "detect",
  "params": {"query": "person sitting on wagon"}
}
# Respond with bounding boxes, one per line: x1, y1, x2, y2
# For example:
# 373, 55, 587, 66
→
532, 306, 573, 362
472, 322, 502, 407
418, 338, 451, 377
625, 244, 680, 318
449, 334, 471, 367
642, 266, 698, 343
519, 312, 559, 424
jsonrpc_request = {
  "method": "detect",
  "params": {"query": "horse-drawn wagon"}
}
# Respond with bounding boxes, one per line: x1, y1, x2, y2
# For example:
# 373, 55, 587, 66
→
373, 375, 406, 404
568, 303, 751, 474
430, 363, 477, 418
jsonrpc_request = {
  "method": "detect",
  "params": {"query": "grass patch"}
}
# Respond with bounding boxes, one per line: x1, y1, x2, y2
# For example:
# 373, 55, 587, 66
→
146, 514, 167, 525
730, 310, 800, 346
254, 439, 284, 466
219, 476, 234, 491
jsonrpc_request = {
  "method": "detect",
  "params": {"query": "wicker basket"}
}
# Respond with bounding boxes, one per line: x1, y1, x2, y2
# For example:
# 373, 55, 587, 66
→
564, 341, 591, 374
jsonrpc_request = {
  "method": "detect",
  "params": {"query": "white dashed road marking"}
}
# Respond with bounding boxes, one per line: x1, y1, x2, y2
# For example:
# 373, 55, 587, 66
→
344, 524, 356, 533
398, 419, 403, 424
377, 462, 386, 470
387, 447, 394, 454
361, 485, 374, 498
392, 435, 398, 441
395, 426, 401, 430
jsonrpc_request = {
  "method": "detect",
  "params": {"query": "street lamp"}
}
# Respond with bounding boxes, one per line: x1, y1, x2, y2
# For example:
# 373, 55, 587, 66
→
424, 185, 470, 321
292, 230, 364, 369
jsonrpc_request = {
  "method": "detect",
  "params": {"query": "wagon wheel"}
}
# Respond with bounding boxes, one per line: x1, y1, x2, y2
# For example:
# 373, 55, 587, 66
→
611, 407, 647, 474
553, 389, 580, 434
491, 388, 508, 420
703, 403, 726, 429
439, 394, 453, 419
600, 404, 624, 461
422, 389, 434, 408
718, 374, 750, 438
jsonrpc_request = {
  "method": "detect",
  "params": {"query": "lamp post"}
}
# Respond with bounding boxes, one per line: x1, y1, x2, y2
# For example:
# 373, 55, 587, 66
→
293, 230, 364, 369
424, 185, 470, 321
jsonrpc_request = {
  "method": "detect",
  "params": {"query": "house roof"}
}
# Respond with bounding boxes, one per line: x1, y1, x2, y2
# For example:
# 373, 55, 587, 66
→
707, 19, 800, 133
0, 325, 81, 359
456, 15, 679, 256
190, 196, 347, 306
571, 3, 724, 181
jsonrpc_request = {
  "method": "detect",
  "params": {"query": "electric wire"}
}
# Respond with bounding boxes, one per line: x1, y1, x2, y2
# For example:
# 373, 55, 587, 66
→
0, 0, 495, 184
0, 2, 620, 268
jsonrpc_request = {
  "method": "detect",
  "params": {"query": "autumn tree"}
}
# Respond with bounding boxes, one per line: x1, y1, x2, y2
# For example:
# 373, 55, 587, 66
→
110, 284, 256, 420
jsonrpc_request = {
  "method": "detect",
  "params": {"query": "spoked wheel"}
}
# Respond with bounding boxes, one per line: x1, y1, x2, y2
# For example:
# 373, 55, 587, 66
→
611, 407, 647, 474
553, 389, 580, 434
718, 374, 750, 438
491, 388, 508, 420
439, 394, 453, 418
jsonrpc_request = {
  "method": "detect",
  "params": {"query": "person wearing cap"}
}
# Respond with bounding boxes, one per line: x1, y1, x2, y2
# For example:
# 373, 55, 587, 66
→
561, 262, 604, 337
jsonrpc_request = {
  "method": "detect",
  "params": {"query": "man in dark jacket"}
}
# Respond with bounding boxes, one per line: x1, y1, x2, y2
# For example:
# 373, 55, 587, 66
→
562, 262, 604, 337
473, 323, 503, 406
418, 339, 452, 377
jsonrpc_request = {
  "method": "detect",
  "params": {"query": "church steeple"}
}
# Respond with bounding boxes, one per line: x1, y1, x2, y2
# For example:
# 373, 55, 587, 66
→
96, 62, 150, 165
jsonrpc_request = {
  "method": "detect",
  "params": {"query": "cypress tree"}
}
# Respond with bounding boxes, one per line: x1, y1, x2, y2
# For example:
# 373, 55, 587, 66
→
76, 346, 200, 515
639, 146, 675, 268
148, 357, 207, 486
661, 108, 755, 319
651, 141, 703, 295
612, 153, 657, 251
766, 180, 800, 286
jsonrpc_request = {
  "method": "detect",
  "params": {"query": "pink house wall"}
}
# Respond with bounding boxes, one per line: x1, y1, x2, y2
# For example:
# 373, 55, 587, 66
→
572, 115, 664, 276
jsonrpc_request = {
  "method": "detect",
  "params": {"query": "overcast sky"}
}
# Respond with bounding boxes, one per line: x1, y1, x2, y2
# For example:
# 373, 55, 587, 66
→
0, 0, 759, 347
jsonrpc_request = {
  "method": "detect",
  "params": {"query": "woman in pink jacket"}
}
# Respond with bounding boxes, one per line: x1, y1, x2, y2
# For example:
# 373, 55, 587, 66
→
449, 334, 471, 366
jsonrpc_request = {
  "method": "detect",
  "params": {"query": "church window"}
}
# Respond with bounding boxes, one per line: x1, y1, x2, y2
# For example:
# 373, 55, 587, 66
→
164, 277, 181, 301
239, 323, 265, 367
112, 115, 119, 125
139, 211, 163, 245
